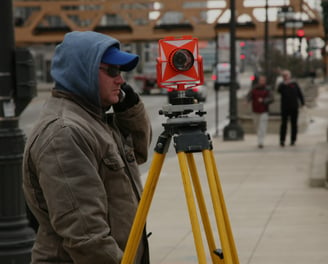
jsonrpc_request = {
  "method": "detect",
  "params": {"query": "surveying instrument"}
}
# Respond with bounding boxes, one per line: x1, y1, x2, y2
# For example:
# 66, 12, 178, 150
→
121, 36, 240, 264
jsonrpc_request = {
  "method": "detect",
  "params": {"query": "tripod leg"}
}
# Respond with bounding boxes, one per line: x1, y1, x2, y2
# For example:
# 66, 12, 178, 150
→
186, 153, 224, 264
121, 152, 166, 264
208, 150, 240, 264
177, 152, 207, 264
203, 149, 240, 264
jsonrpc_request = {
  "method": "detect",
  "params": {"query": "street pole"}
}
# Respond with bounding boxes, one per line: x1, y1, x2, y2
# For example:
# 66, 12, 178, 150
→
292, 26, 296, 56
223, 0, 244, 141
214, 33, 219, 138
264, 0, 271, 87
299, 0, 303, 55
0, 1, 35, 263
283, 21, 287, 58
322, 0, 328, 80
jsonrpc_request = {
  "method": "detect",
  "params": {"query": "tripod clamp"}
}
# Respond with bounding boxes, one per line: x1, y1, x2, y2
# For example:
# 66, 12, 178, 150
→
156, 102, 212, 154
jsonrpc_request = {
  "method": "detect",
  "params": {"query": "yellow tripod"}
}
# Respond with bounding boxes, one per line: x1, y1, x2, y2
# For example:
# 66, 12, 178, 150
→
121, 101, 240, 264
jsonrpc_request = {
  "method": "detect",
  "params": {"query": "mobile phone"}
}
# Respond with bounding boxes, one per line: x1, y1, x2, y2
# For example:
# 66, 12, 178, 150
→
119, 89, 126, 103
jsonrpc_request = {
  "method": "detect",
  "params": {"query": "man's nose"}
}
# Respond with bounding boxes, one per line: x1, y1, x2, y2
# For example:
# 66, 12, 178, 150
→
115, 74, 125, 83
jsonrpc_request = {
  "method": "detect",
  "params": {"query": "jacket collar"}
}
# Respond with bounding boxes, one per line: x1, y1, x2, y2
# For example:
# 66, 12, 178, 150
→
52, 89, 108, 121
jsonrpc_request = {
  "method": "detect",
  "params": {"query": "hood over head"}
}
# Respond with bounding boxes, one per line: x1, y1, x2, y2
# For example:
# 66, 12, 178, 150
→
50, 31, 139, 107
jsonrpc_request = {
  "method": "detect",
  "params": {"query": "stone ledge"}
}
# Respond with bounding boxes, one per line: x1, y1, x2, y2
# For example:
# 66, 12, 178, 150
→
238, 111, 308, 134
326, 161, 328, 190
237, 91, 310, 134
309, 142, 328, 188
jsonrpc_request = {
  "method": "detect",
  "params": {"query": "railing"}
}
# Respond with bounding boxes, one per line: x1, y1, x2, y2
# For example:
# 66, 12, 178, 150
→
13, 0, 323, 45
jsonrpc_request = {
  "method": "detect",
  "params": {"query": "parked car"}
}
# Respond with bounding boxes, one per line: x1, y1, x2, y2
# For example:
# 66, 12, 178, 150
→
212, 62, 240, 90
167, 85, 207, 104
134, 61, 158, 94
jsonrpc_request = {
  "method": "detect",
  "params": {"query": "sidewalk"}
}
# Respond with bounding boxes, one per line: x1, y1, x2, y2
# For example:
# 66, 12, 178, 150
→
145, 84, 328, 264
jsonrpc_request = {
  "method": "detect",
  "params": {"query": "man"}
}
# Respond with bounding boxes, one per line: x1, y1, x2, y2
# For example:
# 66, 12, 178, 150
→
247, 75, 274, 148
23, 31, 152, 264
278, 70, 305, 146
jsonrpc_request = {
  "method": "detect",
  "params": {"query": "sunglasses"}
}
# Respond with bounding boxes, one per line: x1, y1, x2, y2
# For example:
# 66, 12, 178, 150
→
99, 65, 121, 78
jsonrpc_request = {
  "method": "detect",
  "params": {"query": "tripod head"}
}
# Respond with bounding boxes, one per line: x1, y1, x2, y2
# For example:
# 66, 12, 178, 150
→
159, 95, 206, 118
157, 89, 211, 154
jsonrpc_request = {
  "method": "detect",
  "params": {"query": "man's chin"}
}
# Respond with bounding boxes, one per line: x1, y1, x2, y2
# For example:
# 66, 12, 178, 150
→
112, 96, 120, 105
101, 97, 120, 108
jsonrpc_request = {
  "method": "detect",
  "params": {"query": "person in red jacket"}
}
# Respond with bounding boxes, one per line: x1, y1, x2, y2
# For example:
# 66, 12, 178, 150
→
247, 75, 274, 148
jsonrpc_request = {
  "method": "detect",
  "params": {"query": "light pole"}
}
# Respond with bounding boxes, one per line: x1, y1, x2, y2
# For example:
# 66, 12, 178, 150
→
322, 0, 328, 79
0, 1, 36, 263
277, 8, 287, 58
277, 6, 295, 65
223, 0, 244, 141
264, 0, 269, 82
213, 33, 220, 138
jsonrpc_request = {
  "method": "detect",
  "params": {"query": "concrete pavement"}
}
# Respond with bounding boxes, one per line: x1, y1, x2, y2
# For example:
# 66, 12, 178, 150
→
143, 83, 328, 264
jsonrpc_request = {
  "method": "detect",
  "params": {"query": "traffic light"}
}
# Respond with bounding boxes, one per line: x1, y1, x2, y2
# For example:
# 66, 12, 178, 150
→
296, 29, 305, 38
296, 29, 304, 53
239, 41, 246, 60
321, 1, 328, 33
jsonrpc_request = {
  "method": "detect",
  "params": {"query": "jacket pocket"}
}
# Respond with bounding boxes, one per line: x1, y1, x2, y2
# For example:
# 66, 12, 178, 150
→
102, 154, 125, 171
101, 152, 137, 206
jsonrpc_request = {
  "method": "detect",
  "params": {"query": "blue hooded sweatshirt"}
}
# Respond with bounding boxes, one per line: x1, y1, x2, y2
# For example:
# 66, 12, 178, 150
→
50, 31, 120, 107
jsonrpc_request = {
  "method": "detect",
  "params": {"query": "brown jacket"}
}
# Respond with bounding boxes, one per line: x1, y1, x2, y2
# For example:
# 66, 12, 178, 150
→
23, 90, 152, 263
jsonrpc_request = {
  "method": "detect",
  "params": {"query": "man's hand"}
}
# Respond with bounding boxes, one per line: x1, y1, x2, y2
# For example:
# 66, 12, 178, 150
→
113, 83, 139, 112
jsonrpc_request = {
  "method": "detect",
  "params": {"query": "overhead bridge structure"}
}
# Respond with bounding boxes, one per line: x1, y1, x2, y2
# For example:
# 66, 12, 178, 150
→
14, 0, 324, 46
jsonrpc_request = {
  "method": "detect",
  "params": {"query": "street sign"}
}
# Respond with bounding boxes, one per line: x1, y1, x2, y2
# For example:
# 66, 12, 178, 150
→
285, 21, 304, 29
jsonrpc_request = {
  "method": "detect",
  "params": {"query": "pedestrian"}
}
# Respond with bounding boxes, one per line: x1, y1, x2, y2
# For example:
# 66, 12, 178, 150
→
277, 69, 305, 146
22, 31, 152, 264
247, 75, 274, 148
